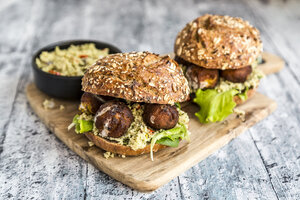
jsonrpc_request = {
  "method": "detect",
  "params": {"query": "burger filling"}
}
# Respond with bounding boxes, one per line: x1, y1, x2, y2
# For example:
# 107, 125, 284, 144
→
69, 97, 190, 160
176, 56, 264, 123
215, 65, 263, 93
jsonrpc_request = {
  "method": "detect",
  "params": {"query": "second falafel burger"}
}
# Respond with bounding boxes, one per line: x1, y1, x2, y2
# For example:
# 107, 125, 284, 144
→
68, 52, 191, 160
174, 14, 264, 123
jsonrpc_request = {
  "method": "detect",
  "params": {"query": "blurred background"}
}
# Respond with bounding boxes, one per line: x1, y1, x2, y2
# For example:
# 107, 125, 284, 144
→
1, 0, 299, 54
0, 0, 299, 199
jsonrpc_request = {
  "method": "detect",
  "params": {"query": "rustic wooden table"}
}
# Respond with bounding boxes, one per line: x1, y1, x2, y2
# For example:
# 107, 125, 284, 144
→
0, 0, 299, 199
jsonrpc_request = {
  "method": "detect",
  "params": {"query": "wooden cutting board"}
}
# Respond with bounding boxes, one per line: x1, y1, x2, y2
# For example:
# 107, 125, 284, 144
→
26, 52, 283, 192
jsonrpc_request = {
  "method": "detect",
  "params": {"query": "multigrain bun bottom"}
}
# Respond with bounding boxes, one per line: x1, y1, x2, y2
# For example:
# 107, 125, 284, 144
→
85, 132, 167, 156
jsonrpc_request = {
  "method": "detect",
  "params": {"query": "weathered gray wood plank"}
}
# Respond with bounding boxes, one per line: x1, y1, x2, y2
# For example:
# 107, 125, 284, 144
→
177, 133, 279, 199
0, 0, 299, 199
240, 0, 300, 199
0, 0, 39, 155
0, 0, 87, 199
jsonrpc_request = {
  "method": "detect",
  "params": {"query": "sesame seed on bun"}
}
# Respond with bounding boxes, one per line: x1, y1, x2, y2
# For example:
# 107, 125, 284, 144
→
82, 52, 190, 104
174, 14, 263, 70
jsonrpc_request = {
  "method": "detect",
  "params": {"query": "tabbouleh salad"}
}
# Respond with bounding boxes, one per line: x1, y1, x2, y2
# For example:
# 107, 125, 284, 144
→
35, 43, 109, 76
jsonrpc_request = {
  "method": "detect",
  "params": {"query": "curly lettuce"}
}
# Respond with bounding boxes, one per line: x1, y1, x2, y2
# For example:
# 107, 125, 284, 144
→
237, 87, 249, 102
193, 89, 241, 123
68, 114, 93, 133
150, 123, 189, 161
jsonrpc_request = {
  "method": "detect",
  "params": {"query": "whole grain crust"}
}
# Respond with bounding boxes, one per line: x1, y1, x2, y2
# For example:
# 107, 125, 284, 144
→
174, 14, 263, 70
85, 132, 167, 156
82, 52, 190, 104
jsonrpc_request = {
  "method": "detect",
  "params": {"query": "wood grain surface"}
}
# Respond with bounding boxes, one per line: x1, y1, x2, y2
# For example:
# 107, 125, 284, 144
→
24, 52, 281, 191
26, 83, 277, 192
1, 0, 300, 199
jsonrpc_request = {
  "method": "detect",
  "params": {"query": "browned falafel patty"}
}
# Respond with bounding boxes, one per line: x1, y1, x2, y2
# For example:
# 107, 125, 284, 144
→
79, 92, 116, 115
220, 65, 252, 83
175, 57, 253, 91
143, 104, 179, 130
185, 65, 219, 90
94, 101, 134, 138
79, 92, 102, 114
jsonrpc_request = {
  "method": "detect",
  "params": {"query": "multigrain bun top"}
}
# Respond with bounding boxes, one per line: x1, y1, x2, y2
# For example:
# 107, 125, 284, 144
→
174, 14, 263, 70
82, 52, 190, 104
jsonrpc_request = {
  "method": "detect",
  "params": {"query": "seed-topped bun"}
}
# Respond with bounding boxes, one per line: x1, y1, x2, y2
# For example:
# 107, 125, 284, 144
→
174, 14, 263, 70
82, 52, 190, 104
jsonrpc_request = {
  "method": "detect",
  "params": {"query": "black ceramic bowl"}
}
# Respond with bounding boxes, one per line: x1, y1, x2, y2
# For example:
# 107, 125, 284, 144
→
32, 40, 122, 100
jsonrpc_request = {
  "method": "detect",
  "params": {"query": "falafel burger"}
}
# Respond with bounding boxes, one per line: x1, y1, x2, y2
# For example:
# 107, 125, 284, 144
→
68, 52, 191, 160
174, 14, 264, 123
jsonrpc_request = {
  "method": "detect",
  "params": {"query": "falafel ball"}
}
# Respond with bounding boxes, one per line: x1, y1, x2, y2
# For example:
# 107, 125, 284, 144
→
220, 65, 252, 83
185, 65, 219, 90
79, 92, 102, 114
94, 101, 133, 138
143, 104, 179, 130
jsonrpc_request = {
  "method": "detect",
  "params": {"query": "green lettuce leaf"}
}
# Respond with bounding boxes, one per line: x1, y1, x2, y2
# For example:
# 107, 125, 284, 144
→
193, 89, 239, 123
237, 87, 249, 102
150, 123, 189, 160
156, 137, 179, 147
174, 102, 181, 109
71, 114, 93, 134
78, 119, 93, 133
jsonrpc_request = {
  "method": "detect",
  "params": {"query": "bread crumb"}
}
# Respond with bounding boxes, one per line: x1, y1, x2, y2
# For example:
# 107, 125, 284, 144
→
103, 151, 126, 159
42, 99, 55, 110
119, 154, 126, 158
59, 105, 65, 110
234, 108, 246, 122
103, 151, 115, 159
88, 141, 94, 147
222, 120, 228, 125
